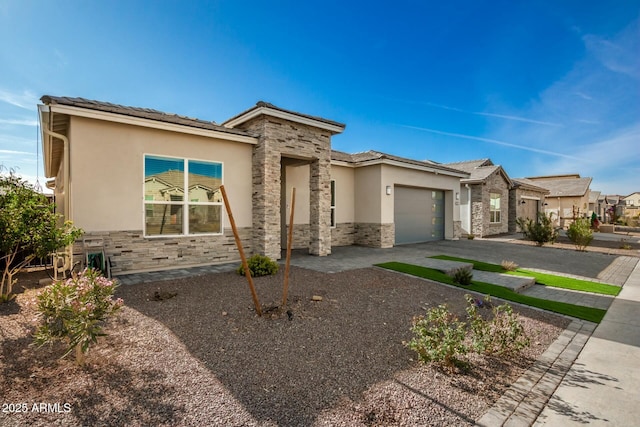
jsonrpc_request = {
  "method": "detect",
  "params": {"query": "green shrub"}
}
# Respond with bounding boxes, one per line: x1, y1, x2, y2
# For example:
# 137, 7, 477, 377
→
488, 303, 530, 355
567, 218, 593, 251
237, 254, 279, 277
406, 304, 468, 369
451, 268, 473, 285
466, 294, 529, 356
407, 295, 530, 371
516, 212, 558, 246
33, 268, 123, 365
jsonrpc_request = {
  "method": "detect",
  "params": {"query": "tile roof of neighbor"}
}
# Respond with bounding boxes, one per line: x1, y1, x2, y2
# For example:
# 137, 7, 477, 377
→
526, 176, 592, 197
511, 178, 551, 193
146, 170, 221, 191
444, 159, 493, 171
589, 190, 601, 203
40, 95, 254, 137
443, 159, 512, 185
331, 150, 469, 175
224, 101, 346, 130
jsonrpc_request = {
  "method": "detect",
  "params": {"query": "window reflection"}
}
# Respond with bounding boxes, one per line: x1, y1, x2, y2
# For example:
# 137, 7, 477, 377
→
144, 155, 223, 236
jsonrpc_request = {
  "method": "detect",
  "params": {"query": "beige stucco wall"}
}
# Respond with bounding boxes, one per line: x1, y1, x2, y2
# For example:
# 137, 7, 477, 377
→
68, 116, 254, 232
285, 164, 310, 225
354, 164, 383, 223
331, 164, 355, 224
545, 195, 590, 227
379, 164, 462, 224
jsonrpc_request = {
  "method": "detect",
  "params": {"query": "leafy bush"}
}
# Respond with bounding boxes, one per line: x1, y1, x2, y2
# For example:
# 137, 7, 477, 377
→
407, 295, 530, 371
516, 212, 558, 246
567, 218, 593, 251
0, 168, 83, 301
466, 294, 529, 355
33, 268, 123, 365
237, 254, 279, 277
451, 268, 473, 285
406, 304, 468, 369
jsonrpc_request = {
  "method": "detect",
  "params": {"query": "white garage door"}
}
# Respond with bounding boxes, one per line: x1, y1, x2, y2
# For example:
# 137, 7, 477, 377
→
394, 186, 445, 244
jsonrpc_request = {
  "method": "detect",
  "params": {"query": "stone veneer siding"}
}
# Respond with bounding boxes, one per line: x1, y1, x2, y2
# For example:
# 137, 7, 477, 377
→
453, 220, 462, 239
233, 116, 332, 260
284, 224, 311, 250
354, 223, 394, 248
76, 229, 252, 275
331, 222, 355, 247
470, 172, 510, 237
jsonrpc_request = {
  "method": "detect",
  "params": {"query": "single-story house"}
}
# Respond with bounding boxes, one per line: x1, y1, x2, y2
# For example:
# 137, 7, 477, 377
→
443, 159, 512, 237
622, 192, 640, 219
525, 174, 592, 228
508, 178, 550, 232
588, 190, 601, 219
598, 194, 625, 223
39, 96, 467, 275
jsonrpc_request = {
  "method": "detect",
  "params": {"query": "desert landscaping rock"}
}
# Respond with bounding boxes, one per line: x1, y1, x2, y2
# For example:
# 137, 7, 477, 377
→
1, 266, 568, 426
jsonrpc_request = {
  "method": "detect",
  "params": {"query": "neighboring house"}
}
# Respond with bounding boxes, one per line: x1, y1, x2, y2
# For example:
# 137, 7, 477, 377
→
600, 195, 623, 223
443, 159, 511, 237
40, 96, 467, 275
509, 178, 550, 232
588, 190, 601, 219
526, 174, 592, 228
622, 192, 640, 219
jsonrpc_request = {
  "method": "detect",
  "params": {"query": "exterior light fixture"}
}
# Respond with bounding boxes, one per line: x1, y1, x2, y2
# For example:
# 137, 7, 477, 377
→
386, 186, 392, 195
455, 192, 460, 201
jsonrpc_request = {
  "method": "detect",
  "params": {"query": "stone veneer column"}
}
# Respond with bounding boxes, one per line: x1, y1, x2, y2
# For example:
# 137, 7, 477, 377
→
309, 157, 331, 255
252, 135, 282, 260
234, 114, 334, 259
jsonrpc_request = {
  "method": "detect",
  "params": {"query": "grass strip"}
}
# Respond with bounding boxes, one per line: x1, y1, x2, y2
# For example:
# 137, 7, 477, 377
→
376, 261, 606, 323
431, 255, 620, 296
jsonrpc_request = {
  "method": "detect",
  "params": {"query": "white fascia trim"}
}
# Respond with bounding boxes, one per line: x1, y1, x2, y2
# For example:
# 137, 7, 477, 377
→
330, 160, 354, 168
354, 158, 469, 178
47, 104, 258, 145
521, 195, 541, 201
224, 106, 345, 134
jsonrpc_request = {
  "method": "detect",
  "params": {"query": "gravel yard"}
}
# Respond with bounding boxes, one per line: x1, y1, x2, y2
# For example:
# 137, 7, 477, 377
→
1, 266, 569, 426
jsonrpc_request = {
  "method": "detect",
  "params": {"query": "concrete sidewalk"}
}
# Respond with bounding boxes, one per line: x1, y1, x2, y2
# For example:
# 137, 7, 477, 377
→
532, 259, 640, 426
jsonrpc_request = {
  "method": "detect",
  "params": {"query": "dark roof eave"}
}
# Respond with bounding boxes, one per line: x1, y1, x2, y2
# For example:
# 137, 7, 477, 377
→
41, 95, 256, 138
223, 101, 346, 133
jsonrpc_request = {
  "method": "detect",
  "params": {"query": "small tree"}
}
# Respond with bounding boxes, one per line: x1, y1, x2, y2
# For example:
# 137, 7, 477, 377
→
516, 212, 558, 247
567, 218, 593, 251
34, 268, 123, 365
0, 169, 83, 301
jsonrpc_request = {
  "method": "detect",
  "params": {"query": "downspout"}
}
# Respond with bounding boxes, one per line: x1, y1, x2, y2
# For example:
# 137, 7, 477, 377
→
42, 127, 70, 222
465, 183, 471, 234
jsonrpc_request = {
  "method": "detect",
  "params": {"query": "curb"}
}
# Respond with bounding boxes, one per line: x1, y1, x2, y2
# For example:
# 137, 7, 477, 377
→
477, 319, 596, 427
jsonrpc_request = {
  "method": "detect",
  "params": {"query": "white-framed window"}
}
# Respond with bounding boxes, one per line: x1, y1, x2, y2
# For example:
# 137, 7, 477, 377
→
490, 192, 501, 223
330, 180, 336, 228
144, 154, 223, 236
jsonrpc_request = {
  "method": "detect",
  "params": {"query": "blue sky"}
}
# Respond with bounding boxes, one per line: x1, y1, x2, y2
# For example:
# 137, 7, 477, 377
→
1, 0, 638, 195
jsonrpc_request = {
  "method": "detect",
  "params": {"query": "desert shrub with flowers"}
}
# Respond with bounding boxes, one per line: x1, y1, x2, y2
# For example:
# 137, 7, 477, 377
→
33, 268, 123, 365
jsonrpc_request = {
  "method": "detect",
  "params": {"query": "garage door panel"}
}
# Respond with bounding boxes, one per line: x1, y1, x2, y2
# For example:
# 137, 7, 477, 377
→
394, 187, 444, 244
